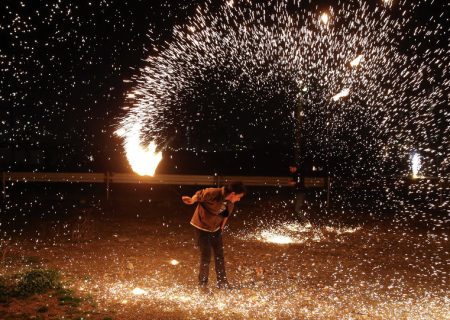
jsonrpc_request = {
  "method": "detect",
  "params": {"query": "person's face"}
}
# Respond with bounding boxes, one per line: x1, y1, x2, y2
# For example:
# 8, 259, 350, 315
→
226, 192, 245, 203
289, 166, 298, 173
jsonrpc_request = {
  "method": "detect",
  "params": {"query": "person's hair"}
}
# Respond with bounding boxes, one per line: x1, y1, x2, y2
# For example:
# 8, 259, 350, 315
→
224, 181, 246, 195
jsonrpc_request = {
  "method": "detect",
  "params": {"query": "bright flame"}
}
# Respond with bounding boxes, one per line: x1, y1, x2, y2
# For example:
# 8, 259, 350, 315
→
410, 152, 422, 178
170, 259, 179, 265
382, 0, 393, 7
132, 287, 148, 295
320, 13, 329, 24
116, 125, 162, 176
332, 88, 350, 101
350, 55, 363, 67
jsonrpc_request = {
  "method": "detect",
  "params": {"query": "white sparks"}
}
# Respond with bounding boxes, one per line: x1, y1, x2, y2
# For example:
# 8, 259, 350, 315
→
350, 54, 363, 67
331, 88, 350, 101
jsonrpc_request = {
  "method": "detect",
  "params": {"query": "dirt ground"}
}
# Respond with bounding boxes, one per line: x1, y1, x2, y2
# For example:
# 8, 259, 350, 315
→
0, 186, 449, 319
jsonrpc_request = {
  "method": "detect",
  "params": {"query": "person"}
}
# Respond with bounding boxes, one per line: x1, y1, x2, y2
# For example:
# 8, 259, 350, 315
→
182, 181, 246, 290
289, 163, 308, 223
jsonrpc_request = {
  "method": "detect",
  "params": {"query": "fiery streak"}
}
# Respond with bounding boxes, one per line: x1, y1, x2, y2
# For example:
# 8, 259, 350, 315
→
116, 126, 162, 176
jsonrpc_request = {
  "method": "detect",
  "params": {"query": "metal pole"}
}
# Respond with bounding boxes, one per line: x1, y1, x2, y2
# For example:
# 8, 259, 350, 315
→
326, 176, 331, 209
106, 172, 110, 201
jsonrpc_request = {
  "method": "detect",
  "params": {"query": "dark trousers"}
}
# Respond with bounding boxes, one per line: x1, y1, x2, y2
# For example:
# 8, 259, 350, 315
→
195, 228, 227, 286
295, 191, 308, 223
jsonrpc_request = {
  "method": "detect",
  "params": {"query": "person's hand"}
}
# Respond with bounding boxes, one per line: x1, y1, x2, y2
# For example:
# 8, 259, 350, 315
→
182, 196, 195, 205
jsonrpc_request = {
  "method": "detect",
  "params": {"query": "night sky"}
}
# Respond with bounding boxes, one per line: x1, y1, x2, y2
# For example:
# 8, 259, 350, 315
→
1, 0, 449, 176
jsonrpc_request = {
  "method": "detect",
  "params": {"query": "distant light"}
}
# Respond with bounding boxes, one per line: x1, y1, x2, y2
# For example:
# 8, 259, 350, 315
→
132, 288, 148, 295
350, 55, 363, 67
331, 88, 350, 101
170, 259, 179, 265
320, 13, 329, 24
410, 152, 422, 178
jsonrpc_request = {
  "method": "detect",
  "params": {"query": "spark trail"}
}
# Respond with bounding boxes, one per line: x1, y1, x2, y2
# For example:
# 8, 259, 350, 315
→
117, 0, 449, 181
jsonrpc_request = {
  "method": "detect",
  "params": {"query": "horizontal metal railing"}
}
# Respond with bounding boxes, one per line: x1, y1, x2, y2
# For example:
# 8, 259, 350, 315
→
2, 172, 294, 186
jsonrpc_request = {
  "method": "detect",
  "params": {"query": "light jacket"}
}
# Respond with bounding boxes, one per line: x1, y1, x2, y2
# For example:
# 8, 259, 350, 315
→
190, 187, 234, 232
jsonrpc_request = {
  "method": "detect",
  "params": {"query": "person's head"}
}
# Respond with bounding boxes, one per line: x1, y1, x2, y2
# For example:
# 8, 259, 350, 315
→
224, 181, 246, 203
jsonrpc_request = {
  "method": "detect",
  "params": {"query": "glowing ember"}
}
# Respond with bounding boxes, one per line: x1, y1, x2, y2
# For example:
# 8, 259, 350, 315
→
170, 259, 179, 265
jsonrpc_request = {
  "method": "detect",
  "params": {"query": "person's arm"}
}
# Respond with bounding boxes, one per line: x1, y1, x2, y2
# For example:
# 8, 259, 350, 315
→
220, 217, 229, 231
181, 194, 198, 205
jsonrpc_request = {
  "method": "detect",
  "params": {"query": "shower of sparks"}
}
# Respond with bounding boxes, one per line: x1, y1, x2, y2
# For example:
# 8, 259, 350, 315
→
117, 0, 449, 189
410, 151, 422, 178
239, 221, 362, 245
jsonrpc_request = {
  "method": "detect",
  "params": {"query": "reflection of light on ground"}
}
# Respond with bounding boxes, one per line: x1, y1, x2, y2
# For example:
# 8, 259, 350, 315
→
132, 287, 147, 295
240, 222, 361, 245
259, 231, 293, 244
93, 278, 448, 319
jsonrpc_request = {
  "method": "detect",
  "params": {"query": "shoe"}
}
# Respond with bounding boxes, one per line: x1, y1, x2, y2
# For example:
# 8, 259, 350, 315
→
217, 282, 233, 290
198, 283, 211, 294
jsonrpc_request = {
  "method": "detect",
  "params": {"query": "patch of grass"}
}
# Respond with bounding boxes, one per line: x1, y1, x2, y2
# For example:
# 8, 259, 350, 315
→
14, 269, 61, 297
0, 277, 11, 303
58, 294, 83, 307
